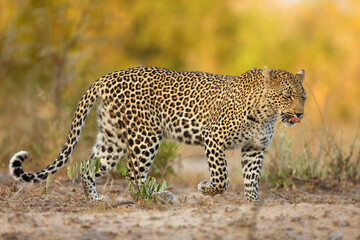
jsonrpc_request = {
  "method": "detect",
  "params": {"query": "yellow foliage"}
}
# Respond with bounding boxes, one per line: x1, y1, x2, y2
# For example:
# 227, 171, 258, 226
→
0, 0, 359, 167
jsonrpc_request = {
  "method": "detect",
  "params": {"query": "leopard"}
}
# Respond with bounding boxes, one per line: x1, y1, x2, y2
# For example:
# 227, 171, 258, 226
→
9, 66, 306, 202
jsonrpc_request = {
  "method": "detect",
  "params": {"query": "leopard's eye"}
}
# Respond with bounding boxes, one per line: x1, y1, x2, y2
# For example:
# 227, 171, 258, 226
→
282, 89, 291, 99
303, 93, 307, 101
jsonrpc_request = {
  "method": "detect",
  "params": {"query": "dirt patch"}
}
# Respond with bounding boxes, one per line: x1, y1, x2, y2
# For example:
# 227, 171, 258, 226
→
0, 173, 359, 240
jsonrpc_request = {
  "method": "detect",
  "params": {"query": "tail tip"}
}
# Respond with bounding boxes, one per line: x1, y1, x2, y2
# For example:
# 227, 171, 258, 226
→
10, 151, 28, 164
9, 151, 29, 179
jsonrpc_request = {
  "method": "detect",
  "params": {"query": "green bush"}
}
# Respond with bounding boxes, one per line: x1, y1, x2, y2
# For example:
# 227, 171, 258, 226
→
150, 140, 179, 178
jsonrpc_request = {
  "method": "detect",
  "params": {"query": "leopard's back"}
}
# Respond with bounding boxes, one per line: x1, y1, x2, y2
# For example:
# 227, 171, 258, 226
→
99, 67, 235, 146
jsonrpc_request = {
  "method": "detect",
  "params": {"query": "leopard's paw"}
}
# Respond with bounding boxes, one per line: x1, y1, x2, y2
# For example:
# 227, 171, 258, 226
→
198, 180, 228, 196
244, 194, 263, 203
198, 180, 219, 196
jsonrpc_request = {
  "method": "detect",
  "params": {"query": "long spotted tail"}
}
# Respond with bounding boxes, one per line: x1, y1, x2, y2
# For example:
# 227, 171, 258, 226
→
9, 79, 103, 183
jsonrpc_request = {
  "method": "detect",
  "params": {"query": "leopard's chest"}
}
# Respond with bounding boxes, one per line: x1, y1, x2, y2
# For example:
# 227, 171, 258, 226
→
225, 114, 278, 150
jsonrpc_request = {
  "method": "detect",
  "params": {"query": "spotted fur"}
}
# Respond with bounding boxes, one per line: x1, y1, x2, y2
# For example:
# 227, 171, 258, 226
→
9, 66, 306, 201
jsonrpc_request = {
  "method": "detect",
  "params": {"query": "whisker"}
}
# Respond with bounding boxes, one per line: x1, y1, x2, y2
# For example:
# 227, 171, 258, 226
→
302, 113, 311, 121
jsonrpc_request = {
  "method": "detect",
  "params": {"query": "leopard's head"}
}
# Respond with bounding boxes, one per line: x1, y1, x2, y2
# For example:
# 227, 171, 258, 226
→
263, 66, 307, 128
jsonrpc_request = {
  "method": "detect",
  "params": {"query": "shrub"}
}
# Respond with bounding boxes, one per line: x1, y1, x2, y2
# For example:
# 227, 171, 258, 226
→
150, 140, 179, 179
263, 129, 360, 189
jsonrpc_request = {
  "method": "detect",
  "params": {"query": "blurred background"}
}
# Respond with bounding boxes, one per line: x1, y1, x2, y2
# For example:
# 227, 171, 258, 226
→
0, 0, 359, 188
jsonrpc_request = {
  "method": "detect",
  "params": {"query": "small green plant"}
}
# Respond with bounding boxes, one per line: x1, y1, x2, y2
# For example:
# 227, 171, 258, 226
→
43, 173, 53, 194
128, 176, 169, 202
115, 160, 169, 203
113, 159, 129, 179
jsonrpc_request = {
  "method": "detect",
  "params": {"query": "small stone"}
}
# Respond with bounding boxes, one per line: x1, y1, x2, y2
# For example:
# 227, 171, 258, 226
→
329, 232, 343, 240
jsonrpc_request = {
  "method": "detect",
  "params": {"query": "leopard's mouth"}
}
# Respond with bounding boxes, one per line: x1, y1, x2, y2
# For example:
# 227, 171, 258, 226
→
281, 113, 301, 128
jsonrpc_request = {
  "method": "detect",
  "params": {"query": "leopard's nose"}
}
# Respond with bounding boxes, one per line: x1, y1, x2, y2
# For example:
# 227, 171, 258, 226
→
295, 113, 304, 119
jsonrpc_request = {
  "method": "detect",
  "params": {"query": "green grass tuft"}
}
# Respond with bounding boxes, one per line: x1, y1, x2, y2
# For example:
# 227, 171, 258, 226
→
263, 129, 360, 190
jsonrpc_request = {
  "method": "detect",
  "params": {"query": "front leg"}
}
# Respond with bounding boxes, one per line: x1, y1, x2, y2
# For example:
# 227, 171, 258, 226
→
241, 146, 265, 201
198, 133, 229, 196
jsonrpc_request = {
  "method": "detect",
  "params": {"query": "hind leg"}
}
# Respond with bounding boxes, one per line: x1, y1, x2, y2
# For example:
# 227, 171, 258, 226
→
81, 134, 127, 201
125, 127, 162, 184
82, 105, 128, 201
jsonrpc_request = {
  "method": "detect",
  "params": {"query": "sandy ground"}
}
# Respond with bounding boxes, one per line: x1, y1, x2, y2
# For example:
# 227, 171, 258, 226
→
0, 170, 359, 240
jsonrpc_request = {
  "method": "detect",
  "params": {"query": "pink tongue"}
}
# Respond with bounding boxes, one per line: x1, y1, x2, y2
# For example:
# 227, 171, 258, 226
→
289, 118, 301, 123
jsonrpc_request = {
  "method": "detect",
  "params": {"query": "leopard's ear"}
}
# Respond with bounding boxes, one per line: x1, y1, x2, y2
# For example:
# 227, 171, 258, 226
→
295, 69, 305, 84
262, 66, 276, 86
